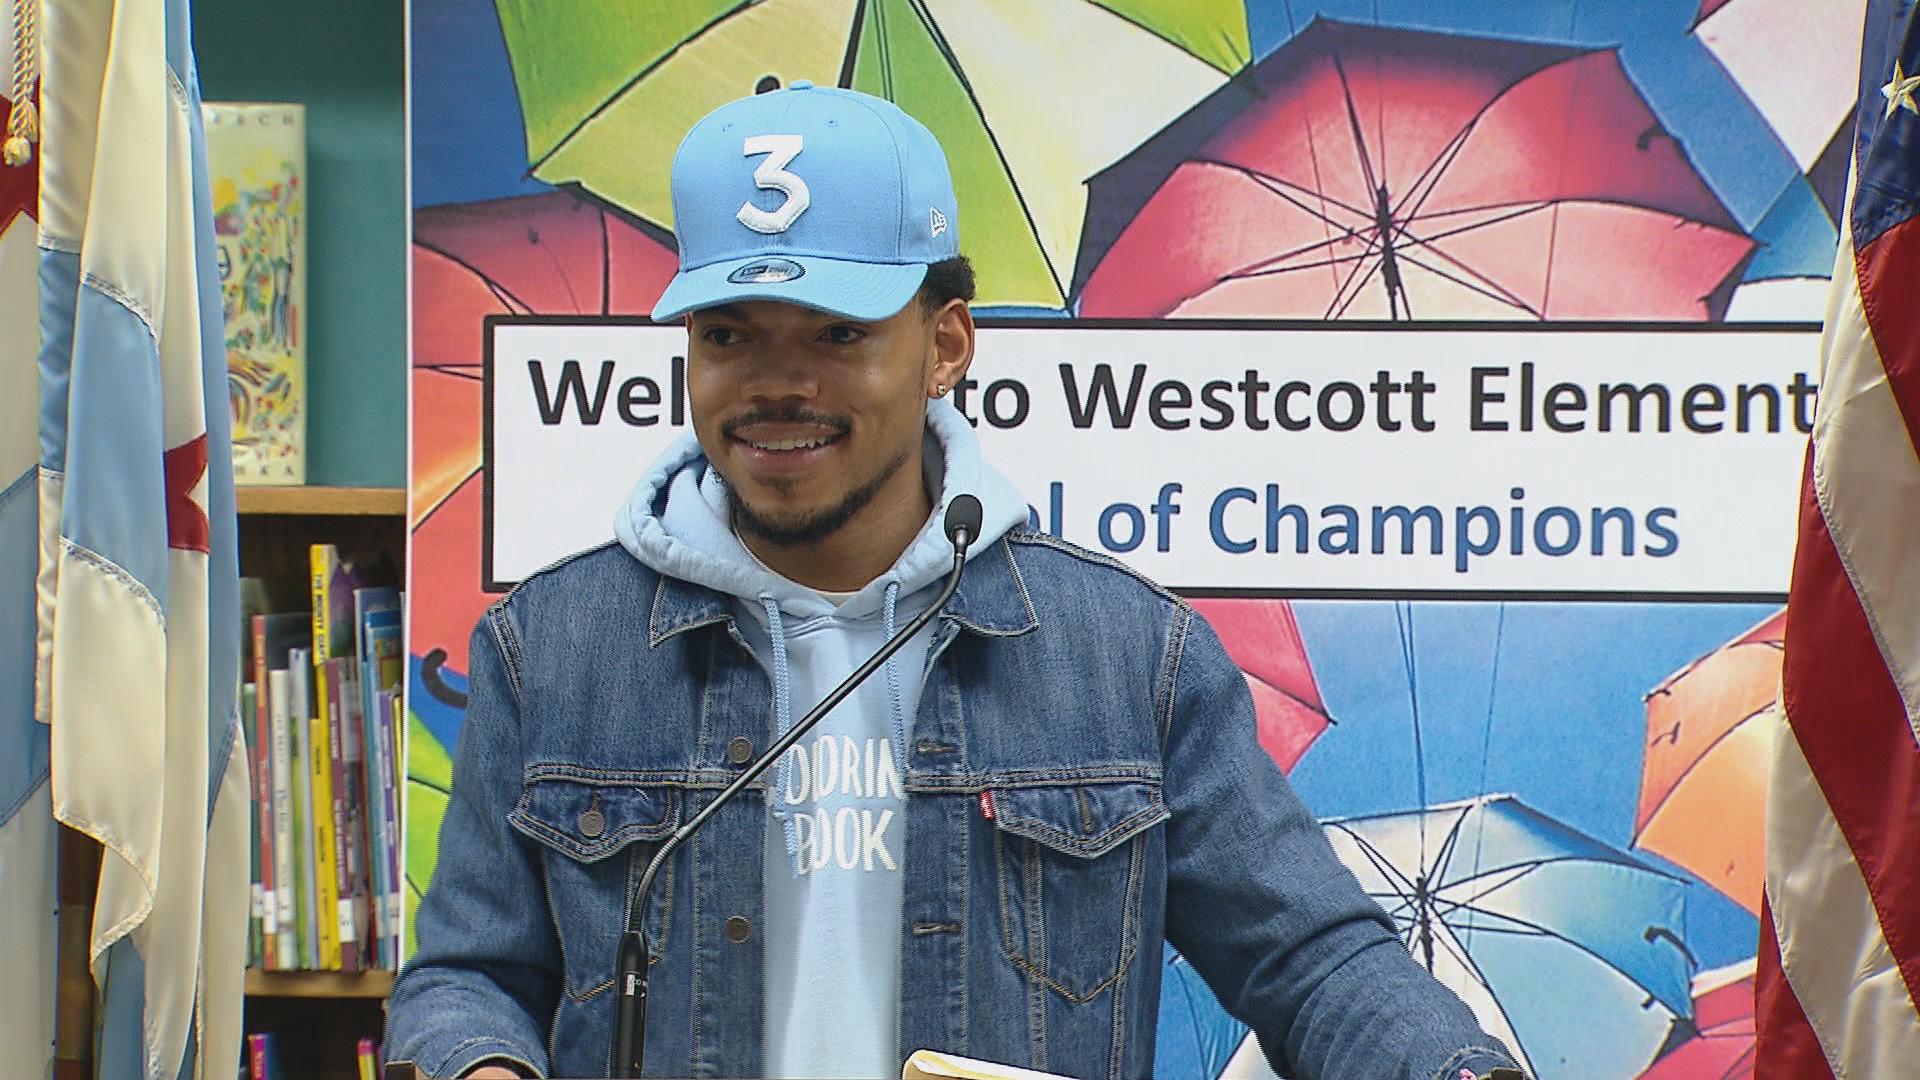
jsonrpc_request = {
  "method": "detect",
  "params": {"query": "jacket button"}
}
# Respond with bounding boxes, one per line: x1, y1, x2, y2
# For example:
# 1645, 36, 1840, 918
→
724, 915, 753, 943
727, 736, 754, 765
577, 808, 606, 838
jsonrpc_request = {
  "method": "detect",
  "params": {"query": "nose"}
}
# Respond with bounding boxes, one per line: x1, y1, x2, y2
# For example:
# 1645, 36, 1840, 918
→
738, 347, 820, 403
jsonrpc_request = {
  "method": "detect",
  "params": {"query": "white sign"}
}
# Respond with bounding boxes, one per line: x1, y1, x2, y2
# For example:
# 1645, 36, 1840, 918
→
486, 319, 1817, 598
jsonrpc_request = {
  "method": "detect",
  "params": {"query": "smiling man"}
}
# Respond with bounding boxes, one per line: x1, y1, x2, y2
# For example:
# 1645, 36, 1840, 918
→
387, 84, 1525, 1080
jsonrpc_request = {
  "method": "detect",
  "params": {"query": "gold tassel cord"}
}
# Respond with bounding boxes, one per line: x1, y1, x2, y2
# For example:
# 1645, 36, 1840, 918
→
4, 0, 38, 167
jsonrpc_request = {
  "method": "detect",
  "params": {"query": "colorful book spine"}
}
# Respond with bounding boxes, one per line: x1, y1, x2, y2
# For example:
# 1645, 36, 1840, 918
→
247, 1031, 278, 1080
375, 686, 404, 962
308, 692, 339, 968
361, 603, 402, 967
326, 657, 364, 972
288, 652, 318, 968
242, 681, 262, 968
250, 617, 278, 970
357, 1037, 379, 1080
309, 545, 341, 967
267, 668, 296, 970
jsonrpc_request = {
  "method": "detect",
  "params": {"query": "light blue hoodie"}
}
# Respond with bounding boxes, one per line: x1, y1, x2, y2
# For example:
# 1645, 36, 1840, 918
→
613, 399, 1028, 1078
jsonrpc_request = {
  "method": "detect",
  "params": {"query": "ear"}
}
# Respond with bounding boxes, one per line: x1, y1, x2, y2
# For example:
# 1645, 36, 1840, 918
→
926, 298, 975, 400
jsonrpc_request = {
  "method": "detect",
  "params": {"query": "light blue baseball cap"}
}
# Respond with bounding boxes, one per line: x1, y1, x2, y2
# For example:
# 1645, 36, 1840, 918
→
651, 82, 961, 322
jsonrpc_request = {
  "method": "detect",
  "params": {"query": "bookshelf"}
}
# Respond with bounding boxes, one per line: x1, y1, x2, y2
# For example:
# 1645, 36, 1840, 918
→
238, 490, 407, 1080
195, 0, 408, 1071
238, 486, 407, 517
246, 969, 395, 999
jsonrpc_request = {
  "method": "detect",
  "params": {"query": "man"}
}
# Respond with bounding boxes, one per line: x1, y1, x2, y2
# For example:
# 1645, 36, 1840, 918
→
388, 83, 1525, 1080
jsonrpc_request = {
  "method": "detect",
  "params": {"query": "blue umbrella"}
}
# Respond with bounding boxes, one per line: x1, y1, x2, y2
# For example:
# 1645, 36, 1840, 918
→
1323, 794, 1693, 1079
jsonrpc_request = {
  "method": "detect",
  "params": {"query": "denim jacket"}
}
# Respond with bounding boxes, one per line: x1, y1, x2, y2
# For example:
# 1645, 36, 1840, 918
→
388, 530, 1522, 1080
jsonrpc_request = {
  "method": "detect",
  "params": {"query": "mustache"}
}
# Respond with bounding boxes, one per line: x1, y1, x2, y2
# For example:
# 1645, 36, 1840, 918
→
722, 405, 852, 439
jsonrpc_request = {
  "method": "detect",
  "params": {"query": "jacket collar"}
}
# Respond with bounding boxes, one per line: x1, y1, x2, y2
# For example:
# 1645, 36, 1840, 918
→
647, 535, 1039, 647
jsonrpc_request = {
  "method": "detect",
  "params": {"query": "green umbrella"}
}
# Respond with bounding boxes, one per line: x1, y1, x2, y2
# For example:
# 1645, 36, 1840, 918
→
497, 0, 1249, 309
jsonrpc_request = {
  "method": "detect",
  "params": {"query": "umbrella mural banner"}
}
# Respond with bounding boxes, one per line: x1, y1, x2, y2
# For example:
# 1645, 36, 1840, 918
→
405, 1, 1857, 1076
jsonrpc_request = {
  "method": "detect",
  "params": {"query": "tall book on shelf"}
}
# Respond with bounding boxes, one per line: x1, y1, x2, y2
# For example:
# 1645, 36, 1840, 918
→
204, 101, 306, 485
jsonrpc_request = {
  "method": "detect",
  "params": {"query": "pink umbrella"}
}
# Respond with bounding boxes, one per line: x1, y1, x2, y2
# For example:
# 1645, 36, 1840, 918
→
1074, 19, 1754, 321
1639, 961, 1755, 1079
1187, 598, 1332, 772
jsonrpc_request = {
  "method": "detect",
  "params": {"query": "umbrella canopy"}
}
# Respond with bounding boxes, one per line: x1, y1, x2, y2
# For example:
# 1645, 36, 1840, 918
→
405, 190, 678, 938
410, 188, 677, 552
1638, 959, 1755, 1079
493, 0, 1249, 310
1634, 609, 1784, 914
1074, 18, 1754, 321
1323, 794, 1694, 1079
1188, 597, 1332, 772
1694, 0, 1865, 185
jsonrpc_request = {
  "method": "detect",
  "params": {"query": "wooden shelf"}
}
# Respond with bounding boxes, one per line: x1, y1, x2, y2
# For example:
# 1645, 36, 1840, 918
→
245, 969, 395, 999
237, 486, 406, 516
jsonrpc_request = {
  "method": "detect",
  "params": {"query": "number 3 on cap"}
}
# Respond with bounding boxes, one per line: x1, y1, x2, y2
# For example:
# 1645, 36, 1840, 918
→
737, 134, 810, 234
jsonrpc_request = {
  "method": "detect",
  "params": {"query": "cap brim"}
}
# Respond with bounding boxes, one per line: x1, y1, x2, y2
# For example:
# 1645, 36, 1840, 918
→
650, 254, 929, 322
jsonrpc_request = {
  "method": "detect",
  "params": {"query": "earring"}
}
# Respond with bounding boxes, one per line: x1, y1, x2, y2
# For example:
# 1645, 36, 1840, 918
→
934, 383, 947, 397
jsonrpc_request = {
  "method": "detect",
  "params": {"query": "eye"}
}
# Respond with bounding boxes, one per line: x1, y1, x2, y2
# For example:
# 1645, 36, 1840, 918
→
820, 324, 867, 345
700, 325, 743, 346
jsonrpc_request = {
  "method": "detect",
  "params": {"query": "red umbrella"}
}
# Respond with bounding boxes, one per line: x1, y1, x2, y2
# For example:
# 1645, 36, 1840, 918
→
1187, 598, 1332, 772
413, 189, 678, 366
1074, 19, 1754, 321
1639, 961, 1755, 1079
409, 190, 678, 671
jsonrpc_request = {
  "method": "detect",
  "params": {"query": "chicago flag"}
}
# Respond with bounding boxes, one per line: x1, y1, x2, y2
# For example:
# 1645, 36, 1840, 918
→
1, 0, 246, 1078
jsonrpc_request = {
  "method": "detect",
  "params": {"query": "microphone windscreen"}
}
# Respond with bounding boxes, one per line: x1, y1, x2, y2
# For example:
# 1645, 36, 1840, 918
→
944, 494, 983, 545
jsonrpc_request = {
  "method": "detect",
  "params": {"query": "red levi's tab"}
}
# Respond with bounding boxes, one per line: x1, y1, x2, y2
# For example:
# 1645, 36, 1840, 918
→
979, 791, 995, 821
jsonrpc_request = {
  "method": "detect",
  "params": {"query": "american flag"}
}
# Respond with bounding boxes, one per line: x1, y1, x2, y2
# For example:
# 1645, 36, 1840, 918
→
0, 0, 246, 1077
1755, 0, 1920, 1074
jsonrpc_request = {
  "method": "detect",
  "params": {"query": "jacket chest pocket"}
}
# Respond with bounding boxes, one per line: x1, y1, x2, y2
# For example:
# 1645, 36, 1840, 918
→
990, 780, 1169, 1004
509, 777, 681, 1004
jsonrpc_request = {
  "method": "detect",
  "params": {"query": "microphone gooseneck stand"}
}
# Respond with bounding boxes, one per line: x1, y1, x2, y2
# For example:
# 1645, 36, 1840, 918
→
609, 494, 984, 1078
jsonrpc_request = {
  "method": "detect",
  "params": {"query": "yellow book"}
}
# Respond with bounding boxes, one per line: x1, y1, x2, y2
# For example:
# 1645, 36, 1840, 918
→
903, 1051, 1069, 1080
306, 704, 339, 967
309, 543, 341, 967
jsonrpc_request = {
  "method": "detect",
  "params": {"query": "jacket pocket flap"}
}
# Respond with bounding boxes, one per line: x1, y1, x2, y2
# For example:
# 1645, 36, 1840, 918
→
509, 778, 680, 863
991, 781, 1169, 859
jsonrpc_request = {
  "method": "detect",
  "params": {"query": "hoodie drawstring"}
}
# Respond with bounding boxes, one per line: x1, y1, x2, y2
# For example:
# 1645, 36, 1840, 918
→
881, 581, 910, 776
760, 594, 803, 865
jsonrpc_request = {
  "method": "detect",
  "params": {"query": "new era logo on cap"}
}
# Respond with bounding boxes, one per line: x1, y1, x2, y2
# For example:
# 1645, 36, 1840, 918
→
651, 82, 962, 323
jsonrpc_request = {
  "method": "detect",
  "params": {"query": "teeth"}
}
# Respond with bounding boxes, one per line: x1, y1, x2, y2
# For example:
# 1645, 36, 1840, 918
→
749, 436, 833, 451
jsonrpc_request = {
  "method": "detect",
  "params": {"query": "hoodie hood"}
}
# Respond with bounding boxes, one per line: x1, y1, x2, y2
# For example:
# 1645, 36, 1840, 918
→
614, 397, 1028, 618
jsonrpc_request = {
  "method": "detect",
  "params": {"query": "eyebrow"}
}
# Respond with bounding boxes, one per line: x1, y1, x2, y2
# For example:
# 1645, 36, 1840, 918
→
696, 304, 748, 321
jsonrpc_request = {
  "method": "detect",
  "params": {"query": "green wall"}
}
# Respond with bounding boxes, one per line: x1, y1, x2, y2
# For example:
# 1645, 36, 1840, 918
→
194, 0, 406, 488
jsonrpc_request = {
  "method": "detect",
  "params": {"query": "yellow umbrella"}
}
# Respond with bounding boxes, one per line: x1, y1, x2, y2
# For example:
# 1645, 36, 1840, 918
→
494, 0, 1250, 308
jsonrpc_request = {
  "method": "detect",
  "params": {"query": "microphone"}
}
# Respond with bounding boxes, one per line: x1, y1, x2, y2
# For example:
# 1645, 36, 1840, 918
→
611, 494, 985, 1077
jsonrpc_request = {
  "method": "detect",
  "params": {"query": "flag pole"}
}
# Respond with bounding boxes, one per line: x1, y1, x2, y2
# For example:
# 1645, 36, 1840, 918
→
53, 824, 99, 1080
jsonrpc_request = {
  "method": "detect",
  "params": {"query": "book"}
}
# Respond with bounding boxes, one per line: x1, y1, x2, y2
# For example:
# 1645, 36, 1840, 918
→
246, 1031, 280, 1080
204, 101, 306, 485
374, 687, 404, 960
267, 668, 297, 970
252, 611, 308, 969
327, 656, 370, 972
359, 600, 402, 966
287, 650, 321, 968
903, 1051, 1069, 1080
356, 1036, 379, 1080
241, 681, 261, 968
309, 545, 351, 968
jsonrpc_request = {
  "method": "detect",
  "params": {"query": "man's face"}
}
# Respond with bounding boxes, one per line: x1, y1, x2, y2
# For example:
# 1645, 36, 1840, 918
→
686, 298, 965, 547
